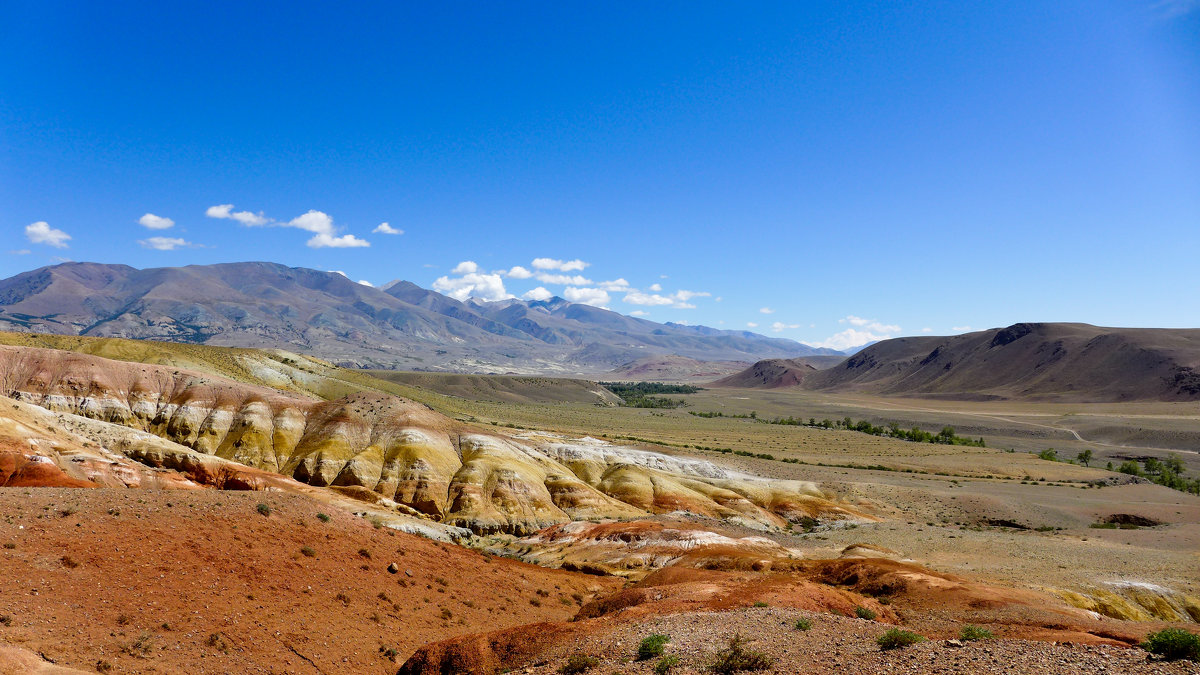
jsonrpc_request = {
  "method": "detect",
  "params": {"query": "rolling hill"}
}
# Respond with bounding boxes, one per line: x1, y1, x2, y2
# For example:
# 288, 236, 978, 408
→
802, 322, 1200, 402
0, 262, 834, 373
709, 355, 847, 388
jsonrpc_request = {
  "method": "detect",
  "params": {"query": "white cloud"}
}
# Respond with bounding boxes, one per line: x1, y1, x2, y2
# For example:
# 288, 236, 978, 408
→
373, 222, 403, 235
535, 272, 593, 286
209, 205, 369, 248
952, 325, 972, 332
432, 272, 511, 302
206, 204, 269, 226
622, 288, 708, 309
358, 280, 374, 286
504, 265, 533, 279
805, 328, 894, 350
921, 327, 933, 333
522, 286, 553, 301
598, 278, 631, 292
138, 213, 175, 230
8, 249, 31, 255
840, 315, 900, 332
138, 236, 195, 250
531, 257, 589, 272
25, 221, 71, 248
451, 261, 479, 275
747, 322, 759, 328
623, 291, 675, 306
759, 307, 774, 314
648, 283, 662, 292
308, 233, 370, 248
563, 287, 610, 307
771, 321, 801, 332
630, 310, 650, 317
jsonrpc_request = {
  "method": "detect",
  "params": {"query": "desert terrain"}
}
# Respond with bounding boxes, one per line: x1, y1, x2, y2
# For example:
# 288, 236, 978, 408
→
1, 332, 1198, 673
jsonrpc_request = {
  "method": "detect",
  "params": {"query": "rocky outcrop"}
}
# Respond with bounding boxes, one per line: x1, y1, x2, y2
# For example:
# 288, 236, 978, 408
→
0, 345, 866, 534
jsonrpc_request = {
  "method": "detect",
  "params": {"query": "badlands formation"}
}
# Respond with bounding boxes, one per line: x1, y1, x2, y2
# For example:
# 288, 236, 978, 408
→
0, 345, 859, 536
1, 335, 1198, 674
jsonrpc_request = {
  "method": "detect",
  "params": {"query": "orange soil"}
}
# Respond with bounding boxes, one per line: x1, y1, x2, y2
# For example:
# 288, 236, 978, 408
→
0, 488, 619, 674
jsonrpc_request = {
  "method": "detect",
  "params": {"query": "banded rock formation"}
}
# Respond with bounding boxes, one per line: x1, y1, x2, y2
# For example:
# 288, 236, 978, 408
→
0, 345, 866, 534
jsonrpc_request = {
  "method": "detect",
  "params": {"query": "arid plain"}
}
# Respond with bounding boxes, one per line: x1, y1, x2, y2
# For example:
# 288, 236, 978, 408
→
1, 332, 1198, 673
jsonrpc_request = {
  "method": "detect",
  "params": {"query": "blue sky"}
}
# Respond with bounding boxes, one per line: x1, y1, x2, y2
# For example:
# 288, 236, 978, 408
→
2, 1, 1198, 349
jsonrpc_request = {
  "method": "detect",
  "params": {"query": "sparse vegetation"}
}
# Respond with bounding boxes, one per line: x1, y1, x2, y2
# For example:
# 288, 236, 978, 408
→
708, 634, 773, 674
559, 653, 600, 674
300, 545, 316, 557
638, 634, 670, 660
793, 618, 812, 631
0, 615, 11, 626
60, 554, 80, 568
877, 628, 925, 650
854, 606, 877, 620
206, 632, 230, 653
2, 542, 15, 549
1142, 627, 1200, 661
316, 512, 331, 522
654, 655, 681, 674
256, 502, 271, 516
959, 624, 994, 641
122, 632, 155, 658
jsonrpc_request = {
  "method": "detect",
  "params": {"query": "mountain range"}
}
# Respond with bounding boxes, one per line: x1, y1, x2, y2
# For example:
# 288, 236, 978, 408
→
724, 322, 1200, 402
0, 262, 836, 373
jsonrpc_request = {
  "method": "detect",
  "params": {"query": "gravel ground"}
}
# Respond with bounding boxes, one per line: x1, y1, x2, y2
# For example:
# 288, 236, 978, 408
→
522, 607, 1200, 674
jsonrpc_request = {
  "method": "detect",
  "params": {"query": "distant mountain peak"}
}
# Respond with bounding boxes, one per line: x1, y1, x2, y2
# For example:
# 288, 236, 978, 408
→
0, 261, 833, 374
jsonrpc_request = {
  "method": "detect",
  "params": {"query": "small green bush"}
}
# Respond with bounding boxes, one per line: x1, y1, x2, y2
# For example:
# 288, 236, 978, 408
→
300, 546, 316, 557
654, 655, 680, 674
793, 618, 812, 631
960, 625, 994, 641
708, 634, 773, 674
316, 512, 330, 522
751, 601, 768, 608
1142, 628, 1200, 661
877, 629, 925, 650
256, 503, 271, 517
854, 606, 877, 620
638, 634, 670, 660
559, 653, 600, 674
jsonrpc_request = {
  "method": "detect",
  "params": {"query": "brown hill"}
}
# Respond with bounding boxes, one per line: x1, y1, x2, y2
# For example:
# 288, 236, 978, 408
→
803, 323, 1200, 402
710, 356, 846, 388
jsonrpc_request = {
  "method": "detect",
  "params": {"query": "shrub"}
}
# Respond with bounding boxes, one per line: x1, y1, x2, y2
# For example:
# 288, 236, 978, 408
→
2, 542, 14, 549
793, 618, 812, 631
0, 615, 11, 626
708, 634, 773, 674
654, 655, 681, 674
1142, 628, 1200, 661
877, 629, 925, 650
960, 625, 994, 641
316, 512, 331, 522
854, 606, 877, 620
379, 645, 400, 661
61, 555, 80, 569
638, 634, 670, 660
559, 653, 599, 674
752, 601, 768, 608
256, 503, 271, 517
300, 546, 316, 557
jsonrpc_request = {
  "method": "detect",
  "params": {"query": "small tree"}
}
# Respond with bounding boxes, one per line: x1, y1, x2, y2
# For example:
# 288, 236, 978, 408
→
1076, 449, 1093, 467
